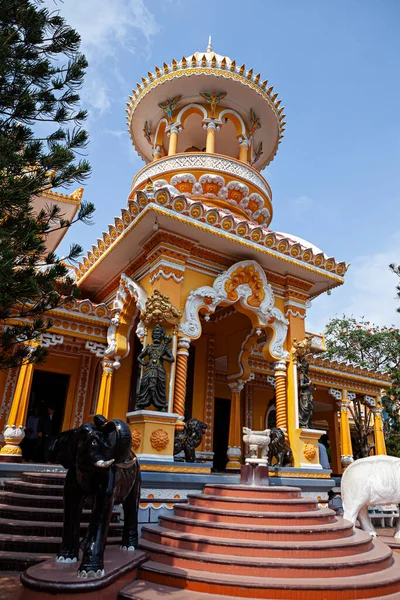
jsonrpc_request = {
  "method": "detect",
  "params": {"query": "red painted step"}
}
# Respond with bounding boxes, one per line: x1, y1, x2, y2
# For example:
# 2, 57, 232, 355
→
159, 513, 355, 541
174, 503, 336, 526
204, 484, 302, 499
141, 524, 372, 558
139, 537, 393, 578
119, 579, 400, 600
125, 483, 400, 599
187, 492, 318, 512
138, 555, 400, 599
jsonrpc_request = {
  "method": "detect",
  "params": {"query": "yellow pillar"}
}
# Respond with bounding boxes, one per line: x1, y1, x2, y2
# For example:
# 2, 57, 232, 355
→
372, 405, 386, 455
168, 126, 179, 156
274, 360, 287, 432
205, 122, 217, 153
0, 361, 34, 458
337, 395, 354, 469
173, 338, 190, 431
96, 358, 114, 419
226, 381, 243, 470
153, 145, 162, 161
238, 137, 249, 163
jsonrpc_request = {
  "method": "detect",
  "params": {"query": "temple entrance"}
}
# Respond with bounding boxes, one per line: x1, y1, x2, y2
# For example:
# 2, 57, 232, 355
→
27, 370, 70, 435
212, 397, 231, 472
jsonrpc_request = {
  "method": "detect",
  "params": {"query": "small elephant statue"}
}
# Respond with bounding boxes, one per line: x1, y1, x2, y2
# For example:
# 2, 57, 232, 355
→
242, 427, 270, 461
48, 415, 140, 578
174, 418, 207, 462
342, 455, 400, 538
268, 427, 293, 467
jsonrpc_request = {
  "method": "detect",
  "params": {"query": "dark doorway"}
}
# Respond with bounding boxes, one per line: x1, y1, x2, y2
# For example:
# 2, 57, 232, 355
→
28, 370, 70, 435
213, 397, 231, 471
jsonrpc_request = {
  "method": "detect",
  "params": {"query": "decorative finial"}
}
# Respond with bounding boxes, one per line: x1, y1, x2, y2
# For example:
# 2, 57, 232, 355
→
206, 35, 212, 53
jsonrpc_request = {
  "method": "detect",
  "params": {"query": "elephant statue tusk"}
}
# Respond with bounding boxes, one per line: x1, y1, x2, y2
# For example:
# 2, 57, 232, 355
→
94, 459, 115, 468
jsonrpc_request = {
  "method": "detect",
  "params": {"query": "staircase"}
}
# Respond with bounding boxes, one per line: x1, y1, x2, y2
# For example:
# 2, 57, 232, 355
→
120, 484, 400, 600
0, 472, 123, 571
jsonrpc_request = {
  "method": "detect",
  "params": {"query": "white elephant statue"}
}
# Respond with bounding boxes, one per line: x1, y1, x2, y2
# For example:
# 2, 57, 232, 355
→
242, 427, 270, 462
342, 455, 400, 538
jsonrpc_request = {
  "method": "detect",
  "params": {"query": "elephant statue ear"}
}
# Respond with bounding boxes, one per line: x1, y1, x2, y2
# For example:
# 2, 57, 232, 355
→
99, 418, 132, 464
48, 429, 79, 469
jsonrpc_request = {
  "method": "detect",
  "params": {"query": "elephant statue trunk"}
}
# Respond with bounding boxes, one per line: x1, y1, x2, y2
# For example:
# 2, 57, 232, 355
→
48, 415, 140, 578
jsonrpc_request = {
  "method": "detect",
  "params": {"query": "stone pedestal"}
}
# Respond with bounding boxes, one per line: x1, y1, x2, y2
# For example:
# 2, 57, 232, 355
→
21, 547, 147, 594
126, 410, 183, 461
299, 428, 326, 469
240, 463, 269, 486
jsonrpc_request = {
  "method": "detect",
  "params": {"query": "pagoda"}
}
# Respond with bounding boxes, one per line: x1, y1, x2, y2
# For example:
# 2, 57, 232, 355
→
0, 40, 389, 478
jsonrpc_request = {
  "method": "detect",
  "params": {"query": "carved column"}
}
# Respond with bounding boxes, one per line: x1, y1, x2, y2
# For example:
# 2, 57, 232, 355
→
167, 125, 180, 156
331, 389, 353, 468
226, 381, 244, 470
371, 404, 386, 455
0, 359, 35, 458
274, 360, 287, 431
238, 136, 249, 163
205, 122, 217, 153
173, 337, 191, 430
96, 358, 114, 418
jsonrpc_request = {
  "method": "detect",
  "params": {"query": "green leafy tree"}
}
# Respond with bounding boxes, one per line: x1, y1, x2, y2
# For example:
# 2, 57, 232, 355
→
0, 0, 95, 369
324, 317, 400, 457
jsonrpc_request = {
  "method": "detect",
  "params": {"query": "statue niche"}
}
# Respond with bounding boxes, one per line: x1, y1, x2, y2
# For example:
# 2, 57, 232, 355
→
135, 324, 174, 412
293, 337, 314, 429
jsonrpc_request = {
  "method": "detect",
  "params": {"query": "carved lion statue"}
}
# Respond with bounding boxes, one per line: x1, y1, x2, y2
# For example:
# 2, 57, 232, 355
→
268, 427, 293, 467
174, 418, 207, 462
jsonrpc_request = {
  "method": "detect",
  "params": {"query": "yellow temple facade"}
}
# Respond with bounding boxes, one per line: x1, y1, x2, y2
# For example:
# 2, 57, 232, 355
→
0, 43, 389, 477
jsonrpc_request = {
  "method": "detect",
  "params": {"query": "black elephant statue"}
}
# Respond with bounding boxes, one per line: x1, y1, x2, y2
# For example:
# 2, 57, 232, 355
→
268, 427, 293, 467
173, 418, 207, 462
48, 414, 140, 578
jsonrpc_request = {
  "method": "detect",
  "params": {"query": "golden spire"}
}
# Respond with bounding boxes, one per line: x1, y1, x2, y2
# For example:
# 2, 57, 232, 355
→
206, 35, 212, 53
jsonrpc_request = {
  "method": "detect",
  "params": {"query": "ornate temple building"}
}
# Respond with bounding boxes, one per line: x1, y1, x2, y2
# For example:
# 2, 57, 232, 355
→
0, 41, 390, 477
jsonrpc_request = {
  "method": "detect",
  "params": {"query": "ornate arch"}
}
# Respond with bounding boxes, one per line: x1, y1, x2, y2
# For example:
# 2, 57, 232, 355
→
105, 273, 148, 368
174, 103, 208, 128
154, 118, 168, 147
180, 260, 289, 360
219, 109, 247, 138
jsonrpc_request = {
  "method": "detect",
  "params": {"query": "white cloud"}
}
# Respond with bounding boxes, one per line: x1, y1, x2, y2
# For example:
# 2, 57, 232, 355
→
50, 0, 159, 58
306, 240, 400, 334
290, 195, 314, 211
46, 0, 159, 116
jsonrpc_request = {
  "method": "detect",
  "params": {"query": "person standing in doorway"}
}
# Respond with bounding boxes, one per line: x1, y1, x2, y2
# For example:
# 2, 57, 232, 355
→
22, 407, 40, 461
37, 406, 58, 463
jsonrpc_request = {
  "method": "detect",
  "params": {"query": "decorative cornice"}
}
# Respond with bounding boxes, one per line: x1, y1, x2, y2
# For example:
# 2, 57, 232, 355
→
75, 188, 348, 285
132, 153, 272, 201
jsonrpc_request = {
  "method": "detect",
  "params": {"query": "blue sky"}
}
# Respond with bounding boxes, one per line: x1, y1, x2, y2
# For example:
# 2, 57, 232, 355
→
53, 0, 400, 333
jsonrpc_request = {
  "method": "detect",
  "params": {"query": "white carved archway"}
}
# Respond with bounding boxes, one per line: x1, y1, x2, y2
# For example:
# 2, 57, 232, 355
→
179, 260, 289, 360
105, 273, 148, 368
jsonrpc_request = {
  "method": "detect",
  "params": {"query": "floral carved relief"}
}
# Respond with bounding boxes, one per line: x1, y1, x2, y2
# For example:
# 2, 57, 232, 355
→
150, 429, 169, 451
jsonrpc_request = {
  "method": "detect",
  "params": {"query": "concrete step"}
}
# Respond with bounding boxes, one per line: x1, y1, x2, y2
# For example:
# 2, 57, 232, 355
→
3, 479, 64, 496
141, 524, 373, 558
159, 513, 354, 541
174, 503, 336, 526
138, 537, 393, 578
138, 551, 400, 599
0, 516, 123, 537
187, 493, 318, 512
0, 549, 51, 572
0, 532, 122, 554
21, 472, 65, 486
0, 502, 120, 522
204, 484, 303, 499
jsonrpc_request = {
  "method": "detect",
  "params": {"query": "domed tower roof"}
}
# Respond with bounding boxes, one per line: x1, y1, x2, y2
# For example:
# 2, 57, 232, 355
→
126, 39, 286, 171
